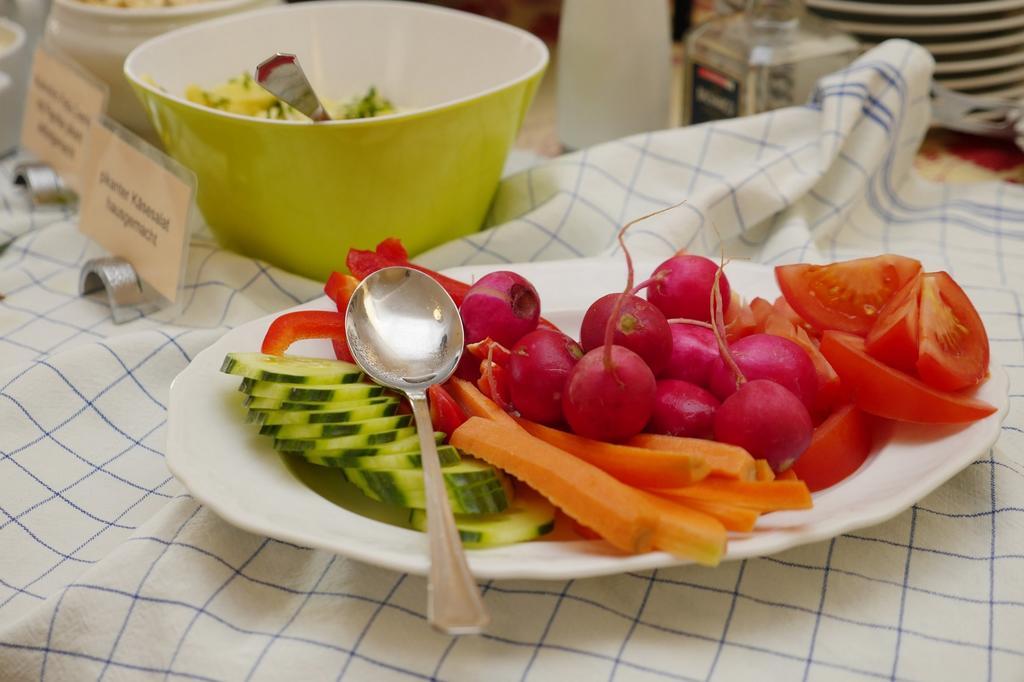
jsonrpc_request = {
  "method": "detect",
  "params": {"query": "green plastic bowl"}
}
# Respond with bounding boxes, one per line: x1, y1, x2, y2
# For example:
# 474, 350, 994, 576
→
124, 1, 547, 281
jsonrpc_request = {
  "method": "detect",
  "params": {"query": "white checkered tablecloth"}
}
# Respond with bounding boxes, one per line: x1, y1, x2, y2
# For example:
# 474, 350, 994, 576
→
0, 40, 1022, 681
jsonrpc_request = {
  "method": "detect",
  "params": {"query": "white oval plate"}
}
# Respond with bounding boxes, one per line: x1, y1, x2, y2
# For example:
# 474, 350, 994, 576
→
832, 10, 1024, 36
809, 0, 1024, 18
166, 259, 1009, 580
863, 30, 1024, 55
933, 46, 1024, 75
937, 63, 1024, 89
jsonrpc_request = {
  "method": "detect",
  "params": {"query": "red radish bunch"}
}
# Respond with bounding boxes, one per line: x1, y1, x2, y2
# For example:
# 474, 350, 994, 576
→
453, 207, 820, 469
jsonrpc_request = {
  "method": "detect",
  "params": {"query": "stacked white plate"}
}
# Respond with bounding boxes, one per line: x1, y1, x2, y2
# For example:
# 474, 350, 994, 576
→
809, 0, 1024, 97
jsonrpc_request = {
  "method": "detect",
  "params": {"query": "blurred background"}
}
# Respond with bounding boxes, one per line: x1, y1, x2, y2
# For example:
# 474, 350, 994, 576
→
4, 0, 1024, 183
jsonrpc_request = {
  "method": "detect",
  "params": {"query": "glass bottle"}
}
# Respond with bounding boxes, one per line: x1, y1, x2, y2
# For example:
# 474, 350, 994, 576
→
682, 0, 859, 124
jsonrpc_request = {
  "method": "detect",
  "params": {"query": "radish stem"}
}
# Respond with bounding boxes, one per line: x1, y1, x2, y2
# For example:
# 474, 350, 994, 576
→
629, 276, 658, 296
668, 318, 714, 330
603, 201, 689, 371
711, 266, 746, 389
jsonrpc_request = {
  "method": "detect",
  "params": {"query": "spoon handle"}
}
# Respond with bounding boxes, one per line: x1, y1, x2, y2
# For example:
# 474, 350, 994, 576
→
409, 393, 490, 634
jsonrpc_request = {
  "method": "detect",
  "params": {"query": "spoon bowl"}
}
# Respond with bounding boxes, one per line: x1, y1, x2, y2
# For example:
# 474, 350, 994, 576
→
345, 266, 489, 634
345, 267, 463, 391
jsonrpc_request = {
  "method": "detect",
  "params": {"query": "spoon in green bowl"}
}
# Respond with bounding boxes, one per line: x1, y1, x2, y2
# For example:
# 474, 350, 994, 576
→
345, 266, 490, 635
255, 52, 331, 122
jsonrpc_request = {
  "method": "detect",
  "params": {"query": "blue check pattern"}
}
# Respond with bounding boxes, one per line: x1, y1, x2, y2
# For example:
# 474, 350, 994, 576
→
0, 40, 1021, 681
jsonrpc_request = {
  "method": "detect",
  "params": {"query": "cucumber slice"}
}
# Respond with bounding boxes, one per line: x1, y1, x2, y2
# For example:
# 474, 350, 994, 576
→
243, 396, 397, 412
239, 378, 385, 402
294, 434, 446, 467
262, 414, 413, 438
248, 401, 400, 426
343, 460, 512, 514
221, 352, 362, 385
409, 490, 555, 547
333, 445, 462, 470
277, 433, 443, 461
274, 426, 419, 452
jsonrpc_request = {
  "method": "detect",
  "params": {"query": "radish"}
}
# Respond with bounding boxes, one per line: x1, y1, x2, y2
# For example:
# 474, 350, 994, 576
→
562, 345, 656, 440
562, 208, 680, 441
708, 268, 812, 471
707, 333, 818, 410
459, 271, 540, 348
648, 379, 719, 438
579, 293, 672, 375
641, 255, 731, 323
663, 324, 719, 386
713, 380, 813, 472
508, 329, 583, 425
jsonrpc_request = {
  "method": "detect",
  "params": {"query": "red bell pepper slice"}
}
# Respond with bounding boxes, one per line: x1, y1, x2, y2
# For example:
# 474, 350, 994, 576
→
346, 238, 471, 305
325, 272, 359, 309
477, 359, 513, 412
428, 384, 468, 438
466, 337, 512, 365
322, 272, 360, 362
262, 310, 347, 356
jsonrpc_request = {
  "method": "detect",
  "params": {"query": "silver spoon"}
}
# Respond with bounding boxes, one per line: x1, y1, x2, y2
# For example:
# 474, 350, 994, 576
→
254, 53, 331, 122
345, 266, 490, 634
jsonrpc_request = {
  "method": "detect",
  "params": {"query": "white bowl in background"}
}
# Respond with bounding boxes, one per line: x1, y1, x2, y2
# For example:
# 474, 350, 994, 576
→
43, 0, 280, 141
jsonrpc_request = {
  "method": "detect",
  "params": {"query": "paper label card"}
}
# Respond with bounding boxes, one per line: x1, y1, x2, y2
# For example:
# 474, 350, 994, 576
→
20, 46, 108, 191
78, 118, 195, 304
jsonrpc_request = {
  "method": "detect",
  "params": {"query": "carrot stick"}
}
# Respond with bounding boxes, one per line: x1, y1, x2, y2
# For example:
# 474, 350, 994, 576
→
516, 418, 709, 488
638, 492, 727, 565
451, 418, 727, 564
666, 497, 760, 533
626, 433, 756, 481
754, 460, 775, 482
445, 377, 518, 428
658, 479, 813, 512
451, 417, 658, 554
777, 469, 799, 481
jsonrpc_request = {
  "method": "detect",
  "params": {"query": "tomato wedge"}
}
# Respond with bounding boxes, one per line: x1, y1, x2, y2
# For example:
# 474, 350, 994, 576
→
776, 255, 922, 335
865, 271, 922, 373
772, 296, 820, 338
916, 272, 989, 392
750, 297, 774, 330
791, 404, 872, 492
819, 331, 996, 423
724, 292, 758, 342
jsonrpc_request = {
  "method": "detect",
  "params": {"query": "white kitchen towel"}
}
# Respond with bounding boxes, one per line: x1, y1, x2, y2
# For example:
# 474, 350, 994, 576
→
0, 40, 1021, 681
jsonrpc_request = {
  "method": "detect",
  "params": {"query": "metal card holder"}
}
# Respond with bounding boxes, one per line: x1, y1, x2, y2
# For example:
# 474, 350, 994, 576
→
78, 256, 165, 324
12, 161, 76, 206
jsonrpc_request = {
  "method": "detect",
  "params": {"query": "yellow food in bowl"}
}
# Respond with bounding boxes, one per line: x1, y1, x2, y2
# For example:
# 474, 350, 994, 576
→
184, 73, 395, 120
125, 1, 547, 281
